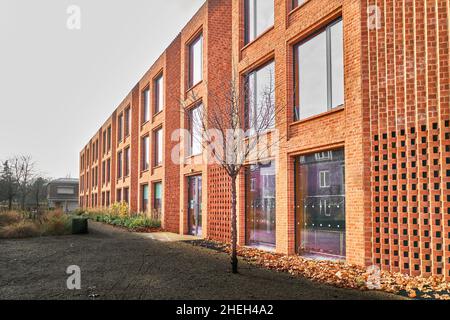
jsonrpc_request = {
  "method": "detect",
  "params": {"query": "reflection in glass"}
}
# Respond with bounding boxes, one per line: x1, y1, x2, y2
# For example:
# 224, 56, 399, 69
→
246, 161, 276, 248
296, 149, 345, 259
188, 175, 202, 236
245, 0, 274, 43
294, 19, 344, 121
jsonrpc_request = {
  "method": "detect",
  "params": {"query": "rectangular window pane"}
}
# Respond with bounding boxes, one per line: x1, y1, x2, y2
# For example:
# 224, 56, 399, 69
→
190, 104, 203, 156
154, 128, 163, 166
295, 19, 344, 121
125, 147, 130, 176
155, 75, 164, 113
245, 161, 276, 247
297, 30, 328, 119
118, 114, 123, 143
297, 148, 345, 258
246, 61, 275, 132
125, 107, 131, 136
117, 151, 122, 178
330, 20, 344, 108
142, 136, 149, 171
153, 182, 162, 220
189, 35, 203, 87
143, 88, 150, 122
142, 184, 149, 213
245, 0, 274, 43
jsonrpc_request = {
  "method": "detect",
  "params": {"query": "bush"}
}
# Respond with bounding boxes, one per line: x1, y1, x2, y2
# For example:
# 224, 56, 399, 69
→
87, 211, 160, 231
40, 210, 72, 236
0, 221, 40, 239
0, 211, 23, 227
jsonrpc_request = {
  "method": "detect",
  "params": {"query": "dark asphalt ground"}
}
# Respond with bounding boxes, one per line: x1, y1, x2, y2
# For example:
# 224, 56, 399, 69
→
0, 222, 402, 300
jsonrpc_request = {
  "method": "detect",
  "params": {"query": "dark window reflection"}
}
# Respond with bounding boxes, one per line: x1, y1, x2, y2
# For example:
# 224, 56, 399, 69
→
246, 161, 276, 248
296, 149, 345, 258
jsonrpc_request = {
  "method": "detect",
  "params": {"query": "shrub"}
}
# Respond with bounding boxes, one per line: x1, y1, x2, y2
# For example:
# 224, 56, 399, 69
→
110, 202, 129, 217
0, 221, 40, 239
0, 211, 23, 227
40, 210, 72, 236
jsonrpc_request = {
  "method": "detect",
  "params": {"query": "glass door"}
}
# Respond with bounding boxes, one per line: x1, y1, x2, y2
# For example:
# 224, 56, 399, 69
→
245, 161, 276, 248
188, 175, 202, 236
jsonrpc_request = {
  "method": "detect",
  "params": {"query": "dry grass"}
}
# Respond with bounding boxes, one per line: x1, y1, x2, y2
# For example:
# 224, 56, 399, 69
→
0, 211, 23, 227
0, 210, 72, 239
0, 220, 40, 239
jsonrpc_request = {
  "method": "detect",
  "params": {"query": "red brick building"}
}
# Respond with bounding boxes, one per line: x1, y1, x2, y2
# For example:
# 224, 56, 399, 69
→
80, 0, 450, 279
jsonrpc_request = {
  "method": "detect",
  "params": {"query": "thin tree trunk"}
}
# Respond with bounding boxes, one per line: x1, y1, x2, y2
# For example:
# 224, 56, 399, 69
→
8, 197, 12, 211
231, 175, 238, 274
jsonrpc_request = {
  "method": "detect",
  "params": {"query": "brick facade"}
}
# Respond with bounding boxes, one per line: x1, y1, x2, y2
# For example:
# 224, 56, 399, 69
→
79, 0, 449, 279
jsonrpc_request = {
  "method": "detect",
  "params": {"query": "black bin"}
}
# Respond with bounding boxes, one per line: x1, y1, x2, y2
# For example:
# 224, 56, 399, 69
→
72, 218, 89, 234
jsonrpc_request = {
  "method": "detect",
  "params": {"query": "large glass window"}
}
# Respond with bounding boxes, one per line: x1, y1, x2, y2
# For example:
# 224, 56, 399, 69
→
154, 74, 164, 114
125, 107, 131, 137
154, 128, 163, 166
246, 61, 275, 133
117, 150, 122, 179
189, 104, 203, 156
117, 113, 123, 143
107, 126, 111, 151
142, 184, 149, 213
143, 87, 150, 123
153, 182, 162, 219
188, 34, 203, 88
142, 136, 149, 171
245, 161, 276, 248
296, 149, 345, 259
294, 19, 344, 121
124, 147, 130, 177
245, 0, 274, 44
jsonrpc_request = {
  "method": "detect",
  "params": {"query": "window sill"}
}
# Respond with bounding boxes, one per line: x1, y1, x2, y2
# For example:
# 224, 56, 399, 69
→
242, 26, 275, 51
153, 165, 163, 170
186, 80, 203, 94
290, 106, 344, 126
288, 0, 311, 17
153, 110, 163, 119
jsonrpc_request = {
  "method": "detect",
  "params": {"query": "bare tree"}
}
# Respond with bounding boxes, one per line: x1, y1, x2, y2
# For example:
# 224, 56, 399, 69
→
11, 155, 36, 210
181, 62, 284, 273
0, 160, 17, 210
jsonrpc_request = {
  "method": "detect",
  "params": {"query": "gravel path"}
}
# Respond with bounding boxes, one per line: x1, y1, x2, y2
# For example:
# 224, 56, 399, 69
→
0, 222, 402, 300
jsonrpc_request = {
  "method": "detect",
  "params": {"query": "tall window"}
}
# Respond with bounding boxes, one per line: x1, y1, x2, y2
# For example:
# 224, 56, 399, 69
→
189, 104, 203, 156
245, 161, 276, 247
153, 182, 162, 219
102, 131, 107, 154
102, 161, 106, 185
142, 136, 150, 171
117, 189, 122, 203
107, 159, 111, 183
125, 147, 130, 177
296, 149, 345, 258
244, 0, 274, 44
154, 128, 163, 166
294, 19, 344, 121
125, 107, 131, 137
143, 87, 150, 123
154, 74, 164, 114
117, 150, 123, 179
188, 34, 203, 88
118, 113, 123, 144
245, 61, 275, 132
123, 187, 129, 204
107, 126, 112, 151
142, 184, 149, 213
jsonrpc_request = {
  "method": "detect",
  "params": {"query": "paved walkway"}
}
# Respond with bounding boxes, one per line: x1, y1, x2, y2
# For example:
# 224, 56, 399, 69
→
0, 222, 403, 300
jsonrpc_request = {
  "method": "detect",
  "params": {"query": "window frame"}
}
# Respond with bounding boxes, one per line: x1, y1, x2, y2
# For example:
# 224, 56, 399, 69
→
188, 103, 203, 157
293, 17, 344, 122
153, 127, 163, 167
142, 86, 150, 124
117, 150, 123, 179
117, 113, 123, 144
124, 146, 131, 177
154, 73, 164, 115
142, 135, 150, 171
188, 33, 203, 89
124, 106, 131, 137
244, 0, 275, 45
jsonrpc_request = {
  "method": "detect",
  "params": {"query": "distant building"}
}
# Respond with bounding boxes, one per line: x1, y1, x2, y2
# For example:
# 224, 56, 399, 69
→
47, 178, 79, 213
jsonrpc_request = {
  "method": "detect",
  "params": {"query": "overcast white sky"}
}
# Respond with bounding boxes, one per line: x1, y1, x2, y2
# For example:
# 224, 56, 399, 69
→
0, 0, 205, 179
